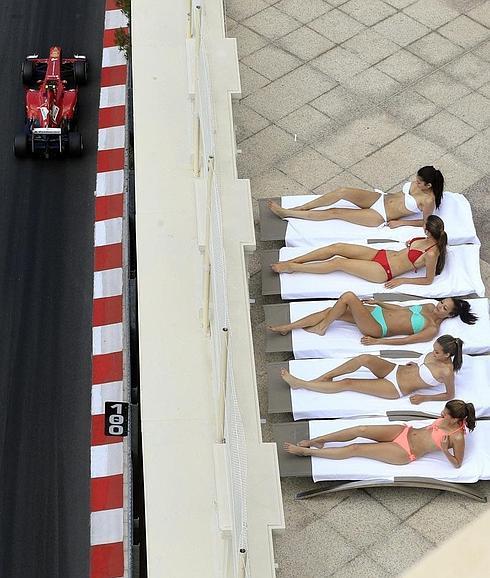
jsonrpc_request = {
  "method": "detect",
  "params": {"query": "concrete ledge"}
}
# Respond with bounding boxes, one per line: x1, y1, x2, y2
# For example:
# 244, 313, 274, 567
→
133, 0, 284, 576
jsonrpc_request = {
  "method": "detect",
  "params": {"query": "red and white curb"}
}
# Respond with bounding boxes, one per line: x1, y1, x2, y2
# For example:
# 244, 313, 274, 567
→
91, 1, 128, 577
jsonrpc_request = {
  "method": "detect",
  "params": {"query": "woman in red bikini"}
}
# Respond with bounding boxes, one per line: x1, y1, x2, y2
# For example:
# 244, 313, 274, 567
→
271, 215, 446, 289
284, 399, 475, 467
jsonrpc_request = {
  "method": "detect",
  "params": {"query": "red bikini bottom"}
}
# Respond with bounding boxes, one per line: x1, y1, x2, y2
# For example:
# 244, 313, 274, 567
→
372, 249, 393, 281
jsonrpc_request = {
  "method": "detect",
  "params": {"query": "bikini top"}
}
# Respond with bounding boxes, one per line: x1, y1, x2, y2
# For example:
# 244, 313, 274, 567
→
403, 182, 421, 216
416, 354, 443, 387
407, 237, 437, 268
408, 304, 425, 333
426, 418, 466, 449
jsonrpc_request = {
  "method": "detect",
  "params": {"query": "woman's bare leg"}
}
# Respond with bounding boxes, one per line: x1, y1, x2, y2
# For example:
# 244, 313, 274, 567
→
286, 423, 409, 463
267, 309, 330, 335
313, 424, 404, 444
289, 188, 381, 210
313, 292, 384, 336
280, 354, 395, 384
318, 355, 396, 380
269, 202, 385, 226
272, 243, 377, 270
269, 291, 382, 337
281, 368, 399, 398
273, 256, 387, 282
284, 441, 410, 465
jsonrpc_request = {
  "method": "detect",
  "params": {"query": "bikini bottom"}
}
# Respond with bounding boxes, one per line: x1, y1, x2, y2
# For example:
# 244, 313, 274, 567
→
370, 190, 387, 222
372, 249, 393, 281
370, 305, 388, 337
392, 425, 416, 462
384, 366, 403, 398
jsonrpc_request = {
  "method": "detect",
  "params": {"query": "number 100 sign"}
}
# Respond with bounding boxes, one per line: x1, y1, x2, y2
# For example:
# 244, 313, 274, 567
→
104, 401, 129, 437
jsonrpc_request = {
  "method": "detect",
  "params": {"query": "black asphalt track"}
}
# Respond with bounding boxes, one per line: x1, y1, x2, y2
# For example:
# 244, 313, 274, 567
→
0, 2, 105, 577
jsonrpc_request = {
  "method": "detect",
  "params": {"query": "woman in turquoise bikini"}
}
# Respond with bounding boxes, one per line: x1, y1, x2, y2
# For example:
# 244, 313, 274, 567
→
268, 291, 478, 346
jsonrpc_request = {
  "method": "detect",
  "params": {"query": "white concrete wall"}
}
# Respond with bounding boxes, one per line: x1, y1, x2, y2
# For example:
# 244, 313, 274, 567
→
132, 1, 284, 576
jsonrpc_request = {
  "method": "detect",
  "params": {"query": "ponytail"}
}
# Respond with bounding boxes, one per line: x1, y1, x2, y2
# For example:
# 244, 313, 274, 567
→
445, 399, 476, 431
449, 298, 478, 325
436, 335, 463, 371
417, 166, 444, 208
465, 402, 476, 431
435, 231, 447, 275
425, 215, 447, 274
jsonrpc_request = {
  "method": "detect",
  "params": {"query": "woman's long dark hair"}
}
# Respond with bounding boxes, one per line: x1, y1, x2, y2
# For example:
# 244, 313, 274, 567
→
445, 399, 476, 431
418, 166, 444, 209
436, 335, 463, 371
425, 215, 447, 275
449, 298, 478, 325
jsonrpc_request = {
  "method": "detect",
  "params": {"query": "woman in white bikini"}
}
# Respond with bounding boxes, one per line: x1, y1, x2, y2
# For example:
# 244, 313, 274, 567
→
268, 166, 444, 229
271, 215, 446, 290
280, 335, 462, 405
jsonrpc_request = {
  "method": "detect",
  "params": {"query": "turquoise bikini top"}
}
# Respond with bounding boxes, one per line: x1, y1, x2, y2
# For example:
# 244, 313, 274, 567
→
409, 304, 425, 333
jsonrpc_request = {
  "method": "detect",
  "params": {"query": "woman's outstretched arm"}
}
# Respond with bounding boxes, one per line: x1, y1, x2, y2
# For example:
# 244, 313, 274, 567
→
361, 326, 438, 346
388, 218, 425, 228
410, 372, 455, 405
388, 198, 433, 229
362, 299, 405, 311
385, 252, 438, 289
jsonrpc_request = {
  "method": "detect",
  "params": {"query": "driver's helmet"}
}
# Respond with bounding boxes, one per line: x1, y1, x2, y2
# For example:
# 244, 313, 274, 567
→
45, 80, 57, 92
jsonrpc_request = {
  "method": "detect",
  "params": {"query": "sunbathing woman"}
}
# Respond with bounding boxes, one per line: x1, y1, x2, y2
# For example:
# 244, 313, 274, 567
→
284, 399, 475, 467
271, 215, 446, 289
269, 165, 444, 228
268, 291, 478, 346
281, 335, 462, 405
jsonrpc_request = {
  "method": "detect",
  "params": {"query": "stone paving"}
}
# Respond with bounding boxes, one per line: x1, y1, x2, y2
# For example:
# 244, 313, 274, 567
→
224, 0, 490, 576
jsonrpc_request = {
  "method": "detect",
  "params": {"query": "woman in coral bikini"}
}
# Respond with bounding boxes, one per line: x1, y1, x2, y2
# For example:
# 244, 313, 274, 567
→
268, 166, 444, 229
268, 292, 478, 346
284, 399, 475, 467
280, 335, 463, 405
271, 215, 446, 290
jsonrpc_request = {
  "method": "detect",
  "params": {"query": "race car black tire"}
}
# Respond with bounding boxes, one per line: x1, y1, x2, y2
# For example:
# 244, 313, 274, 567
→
68, 132, 83, 156
74, 60, 88, 85
21, 60, 34, 86
14, 134, 28, 157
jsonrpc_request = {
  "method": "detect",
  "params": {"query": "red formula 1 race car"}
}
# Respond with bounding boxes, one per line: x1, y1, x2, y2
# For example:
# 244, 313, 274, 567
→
14, 46, 88, 158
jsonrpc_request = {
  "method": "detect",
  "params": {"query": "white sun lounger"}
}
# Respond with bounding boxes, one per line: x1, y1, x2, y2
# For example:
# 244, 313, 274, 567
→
265, 243, 484, 300
264, 298, 490, 358
259, 191, 479, 246
267, 355, 490, 420
273, 419, 490, 502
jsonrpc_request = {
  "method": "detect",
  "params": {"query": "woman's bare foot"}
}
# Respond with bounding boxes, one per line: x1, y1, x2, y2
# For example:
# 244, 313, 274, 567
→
268, 200, 289, 219
280, 368, 304, 389
304, 321, 329, 336
298, 439, 324, 449
284, 442, 308, 455
271, 261, 294, 273
267, 324, 291, 336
